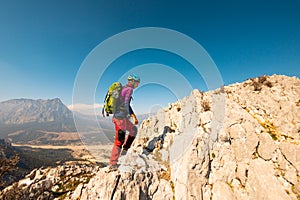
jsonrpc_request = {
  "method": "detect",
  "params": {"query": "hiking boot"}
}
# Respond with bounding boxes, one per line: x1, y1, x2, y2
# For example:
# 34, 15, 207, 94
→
120, 148, 128, 156
106, 164, 119, 173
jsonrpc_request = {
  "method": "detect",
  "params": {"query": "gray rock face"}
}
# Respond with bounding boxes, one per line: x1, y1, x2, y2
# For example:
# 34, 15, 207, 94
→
1, 74, 299, 200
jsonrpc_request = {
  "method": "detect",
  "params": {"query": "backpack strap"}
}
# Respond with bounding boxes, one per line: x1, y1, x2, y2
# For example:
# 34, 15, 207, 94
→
115, 85, 126, 110
102, 107, 106, 117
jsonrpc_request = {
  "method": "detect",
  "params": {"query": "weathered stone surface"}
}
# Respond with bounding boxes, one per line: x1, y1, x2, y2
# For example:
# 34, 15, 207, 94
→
212, 181, 234, 200
1, 75, 299, 200
79, 167, 173, 200
258, 132, 277, 160
246, 158, 291, 200
152, 179, 173, 200
228, 123, 245, 140
0, 163, 97, 200
280, 142, 300, 173
235, 162, 248, 186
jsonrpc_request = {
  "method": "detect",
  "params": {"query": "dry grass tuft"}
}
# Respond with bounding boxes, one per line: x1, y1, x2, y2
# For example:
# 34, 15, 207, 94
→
201, 100, 211, 111
250, 75, 273, 91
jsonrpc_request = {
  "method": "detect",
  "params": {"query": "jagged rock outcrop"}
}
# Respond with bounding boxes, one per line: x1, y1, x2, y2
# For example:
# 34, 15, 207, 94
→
0, 163, 99, 200
1, 74, 299, 199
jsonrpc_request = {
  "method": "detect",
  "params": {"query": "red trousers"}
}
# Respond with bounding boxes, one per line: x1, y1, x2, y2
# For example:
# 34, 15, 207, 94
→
109, 117, 137, 165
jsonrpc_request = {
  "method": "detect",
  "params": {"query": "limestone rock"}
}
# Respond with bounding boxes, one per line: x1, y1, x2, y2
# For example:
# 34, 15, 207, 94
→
246, 158, 291, 200
1, 75, 299, 200
258, 132, 277, 160
280, 142, 300, 173
212, 181, 234, 200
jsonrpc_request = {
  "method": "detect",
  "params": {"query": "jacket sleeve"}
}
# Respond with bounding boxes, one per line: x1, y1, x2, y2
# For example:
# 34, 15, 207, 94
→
123, 87, 134, 115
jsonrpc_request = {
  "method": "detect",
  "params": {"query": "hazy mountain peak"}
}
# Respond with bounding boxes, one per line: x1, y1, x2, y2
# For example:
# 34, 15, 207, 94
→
0, 98, 72, 124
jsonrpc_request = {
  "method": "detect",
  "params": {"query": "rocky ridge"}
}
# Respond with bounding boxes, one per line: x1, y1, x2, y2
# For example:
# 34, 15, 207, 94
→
0, 74, 299, 199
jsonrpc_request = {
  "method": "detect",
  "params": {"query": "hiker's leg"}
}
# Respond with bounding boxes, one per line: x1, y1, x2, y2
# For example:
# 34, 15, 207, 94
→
126, 118, 137, 137
122, 134, 135, 150
123, 119, 137, 150
109, 129, 126, 165
109, 118, 126, 165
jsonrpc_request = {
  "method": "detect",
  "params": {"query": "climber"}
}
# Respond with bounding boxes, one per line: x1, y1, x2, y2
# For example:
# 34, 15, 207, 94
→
109, 74, 140, 171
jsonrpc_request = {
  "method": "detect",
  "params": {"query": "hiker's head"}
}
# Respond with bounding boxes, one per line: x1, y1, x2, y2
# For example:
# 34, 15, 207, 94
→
127, 74, 140, 89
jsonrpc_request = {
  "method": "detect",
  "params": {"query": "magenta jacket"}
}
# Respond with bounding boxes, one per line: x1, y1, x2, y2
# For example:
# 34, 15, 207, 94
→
113, 84, 134, 119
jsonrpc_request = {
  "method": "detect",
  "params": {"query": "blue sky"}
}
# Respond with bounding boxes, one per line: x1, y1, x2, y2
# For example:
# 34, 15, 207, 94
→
0, 0, 299, 114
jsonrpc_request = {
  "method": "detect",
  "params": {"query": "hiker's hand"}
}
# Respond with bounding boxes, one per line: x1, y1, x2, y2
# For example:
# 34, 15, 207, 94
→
131, 114, 138, 125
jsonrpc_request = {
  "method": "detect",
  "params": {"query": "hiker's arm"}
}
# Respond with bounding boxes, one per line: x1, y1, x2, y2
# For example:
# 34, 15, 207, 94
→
124, 88, 138, 124
124, 88, 133, 115
129, 105, 134, 115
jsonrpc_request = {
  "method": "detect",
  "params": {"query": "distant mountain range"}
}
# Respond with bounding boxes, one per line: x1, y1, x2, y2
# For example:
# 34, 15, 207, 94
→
0, 98, 78, 145
0, 98, 150, 145
0, 98, 72, 125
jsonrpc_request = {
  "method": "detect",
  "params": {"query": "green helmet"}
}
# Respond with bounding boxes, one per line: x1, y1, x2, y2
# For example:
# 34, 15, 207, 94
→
128, 73, 140, 82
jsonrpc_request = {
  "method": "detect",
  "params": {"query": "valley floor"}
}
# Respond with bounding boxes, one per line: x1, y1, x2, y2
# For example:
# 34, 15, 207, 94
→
12, 143, 113, 164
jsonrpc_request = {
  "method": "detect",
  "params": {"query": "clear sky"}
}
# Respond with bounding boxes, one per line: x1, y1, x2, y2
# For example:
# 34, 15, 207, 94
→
0, 0, 299, 114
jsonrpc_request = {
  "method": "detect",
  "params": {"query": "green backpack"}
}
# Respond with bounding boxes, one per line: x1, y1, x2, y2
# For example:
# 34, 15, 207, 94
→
102, 82, 123, 117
